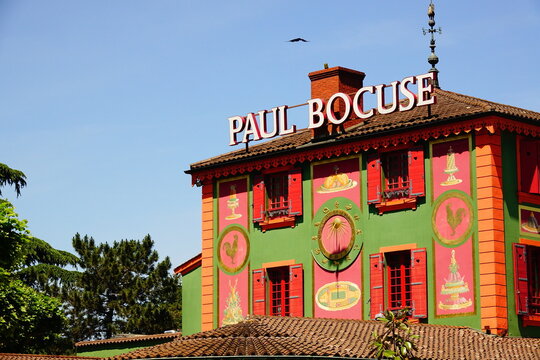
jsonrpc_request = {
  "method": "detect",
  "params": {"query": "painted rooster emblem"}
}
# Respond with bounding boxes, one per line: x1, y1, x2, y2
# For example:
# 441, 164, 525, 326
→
223, 234, 238, 264
446, 204, 465, 236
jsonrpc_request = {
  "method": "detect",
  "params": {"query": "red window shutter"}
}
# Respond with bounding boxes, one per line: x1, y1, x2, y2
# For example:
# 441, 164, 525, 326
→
370, 253, 385, 318
367, 153, 382, 203
289, 264, 304, 317
513, 244, 529, 315
252, 175, 266, 222
408, 147, 425, 197
252, 268, 266, 315
520, 140, 540, 194
410, 248, 427, 318
288, 169, 303, 216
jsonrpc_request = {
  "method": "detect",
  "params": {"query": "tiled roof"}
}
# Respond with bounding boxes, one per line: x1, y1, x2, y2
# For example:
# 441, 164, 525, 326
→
111, 315, 540, 360
0, 354, 99, 360
75, 333, 180, 347
188, 88, 540, 172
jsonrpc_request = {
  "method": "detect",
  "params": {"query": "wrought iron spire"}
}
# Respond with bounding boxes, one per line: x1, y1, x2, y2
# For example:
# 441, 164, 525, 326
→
423, 0, 442, 88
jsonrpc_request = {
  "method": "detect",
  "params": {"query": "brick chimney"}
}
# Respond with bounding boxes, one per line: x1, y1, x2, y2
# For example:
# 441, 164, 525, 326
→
308, 66, 365, 139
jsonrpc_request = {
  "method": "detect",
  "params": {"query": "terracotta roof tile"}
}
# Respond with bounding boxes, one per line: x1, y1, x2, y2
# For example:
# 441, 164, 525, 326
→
110, 316, 540, 360
188, 89, 540, 172
0, 354, 99, 360
75, 333, 180, 347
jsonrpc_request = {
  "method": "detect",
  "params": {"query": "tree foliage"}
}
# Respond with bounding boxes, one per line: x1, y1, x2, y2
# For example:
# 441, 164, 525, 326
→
0, 199, 30, 278
0, 200, 68, 354
371, 308, 419, 360
17, 237, 81, 297
0, 163, 27, 197
66, 234, 181, 341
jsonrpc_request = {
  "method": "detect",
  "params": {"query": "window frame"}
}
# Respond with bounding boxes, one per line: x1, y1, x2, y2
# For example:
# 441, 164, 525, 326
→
367, 145, 425, 214
517, 136, 540, 205
514, 243, 540, 326
370, 248, 427, 319
252, 167, 303, 231
251, 264, 304, 317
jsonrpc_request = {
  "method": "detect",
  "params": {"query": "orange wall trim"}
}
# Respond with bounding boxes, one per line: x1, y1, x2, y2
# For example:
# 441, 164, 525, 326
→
475, 131, 508, 335
519, 238, 540, 246
379, 243, 417, 253
262, 259, 296, 268
200, 183, 214, 331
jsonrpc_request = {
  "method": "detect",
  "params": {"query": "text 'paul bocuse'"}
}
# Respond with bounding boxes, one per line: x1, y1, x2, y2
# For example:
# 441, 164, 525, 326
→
228, 73, 436, 146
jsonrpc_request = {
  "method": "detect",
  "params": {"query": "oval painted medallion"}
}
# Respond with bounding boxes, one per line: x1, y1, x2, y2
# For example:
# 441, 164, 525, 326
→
315, 281, 361, 311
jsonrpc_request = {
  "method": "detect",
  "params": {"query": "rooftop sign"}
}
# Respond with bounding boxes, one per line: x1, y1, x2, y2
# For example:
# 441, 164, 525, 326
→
228, 72, 436, 146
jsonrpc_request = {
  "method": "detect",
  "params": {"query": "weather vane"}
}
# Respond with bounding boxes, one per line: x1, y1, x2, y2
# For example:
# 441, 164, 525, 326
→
423, 0, 442, 88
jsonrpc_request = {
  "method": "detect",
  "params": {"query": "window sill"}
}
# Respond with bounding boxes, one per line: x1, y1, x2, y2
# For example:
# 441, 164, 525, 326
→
518, 192, 540, 206
522, 314, 540, 327
375, 197, 417, 214
259, 216, 296, 231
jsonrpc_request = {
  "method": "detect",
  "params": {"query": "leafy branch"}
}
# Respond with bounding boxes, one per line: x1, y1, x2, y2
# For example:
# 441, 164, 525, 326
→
371, 308, 419, 360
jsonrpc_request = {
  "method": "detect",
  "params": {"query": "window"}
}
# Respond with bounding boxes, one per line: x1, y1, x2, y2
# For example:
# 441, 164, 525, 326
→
253, 168, 302, 230
252, 264, 303, 317
370, 249, 427, 319
268, 267, 291, 316
382, 151, 410, 200
514, 244, 540, 323
519, 138, 540, 195
367, 146, 424, 214
266, 173, 289, 218
386, 251, 412, 311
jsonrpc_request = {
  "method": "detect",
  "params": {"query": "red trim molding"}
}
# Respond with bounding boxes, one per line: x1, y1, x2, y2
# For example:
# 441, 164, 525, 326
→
191, 115, 539, 184
174, 253, 202, 275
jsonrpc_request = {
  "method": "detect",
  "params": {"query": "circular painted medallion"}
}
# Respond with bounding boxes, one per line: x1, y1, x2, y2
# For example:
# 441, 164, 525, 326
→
315, 281, 361, 311
319, 212, 354, 260
312, 198, 362, 271
217, 226, 249, 273
432, 190, 474, 246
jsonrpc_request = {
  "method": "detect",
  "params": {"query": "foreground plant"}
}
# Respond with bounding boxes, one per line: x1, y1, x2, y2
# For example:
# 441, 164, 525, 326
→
371, 308, 419, 360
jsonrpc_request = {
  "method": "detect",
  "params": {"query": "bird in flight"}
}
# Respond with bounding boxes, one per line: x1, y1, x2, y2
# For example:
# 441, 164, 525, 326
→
288, 38, 309, 42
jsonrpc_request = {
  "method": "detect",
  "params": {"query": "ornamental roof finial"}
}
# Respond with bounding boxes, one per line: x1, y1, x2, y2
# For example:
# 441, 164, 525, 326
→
423, 0, 442, 88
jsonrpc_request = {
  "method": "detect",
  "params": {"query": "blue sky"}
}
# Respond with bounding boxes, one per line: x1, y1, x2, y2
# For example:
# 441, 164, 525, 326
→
2, 0, 540, 269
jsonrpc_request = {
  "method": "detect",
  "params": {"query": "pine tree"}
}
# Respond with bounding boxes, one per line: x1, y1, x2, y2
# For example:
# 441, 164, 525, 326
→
66, 234, 181, 341
0, 163, 27, 197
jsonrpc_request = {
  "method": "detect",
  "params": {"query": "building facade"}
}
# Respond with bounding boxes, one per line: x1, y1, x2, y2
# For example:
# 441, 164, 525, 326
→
178, 66, 540, 337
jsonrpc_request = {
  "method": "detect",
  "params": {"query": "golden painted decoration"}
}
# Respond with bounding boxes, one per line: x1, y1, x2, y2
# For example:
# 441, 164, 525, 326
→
315, 281, 361, 311
217, 226, 250, 273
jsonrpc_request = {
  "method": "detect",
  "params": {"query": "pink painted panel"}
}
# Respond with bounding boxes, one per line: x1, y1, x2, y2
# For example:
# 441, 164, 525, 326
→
218, 268, 249, 326
314, 256, 362, 319
432, 138, 470, 198
313, 158, 360, 214
434, 238, 475, 316
218, 178, 248, 232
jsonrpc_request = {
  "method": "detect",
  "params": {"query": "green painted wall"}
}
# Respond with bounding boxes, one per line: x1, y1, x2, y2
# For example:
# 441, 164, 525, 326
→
203, 133, 540, 336
249, 165, 314, 316
77, 339, 173, 357
501, 131, 540, 337
359, 141, 480, 329
181, 266, 202, 335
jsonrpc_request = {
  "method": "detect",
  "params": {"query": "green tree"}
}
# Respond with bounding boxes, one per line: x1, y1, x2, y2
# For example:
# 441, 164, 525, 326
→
66, 234, 181, 341
17, 237, 80, 297
371, 308, 419, 360
0, 200, 68, 354
0, 163, 27, 197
